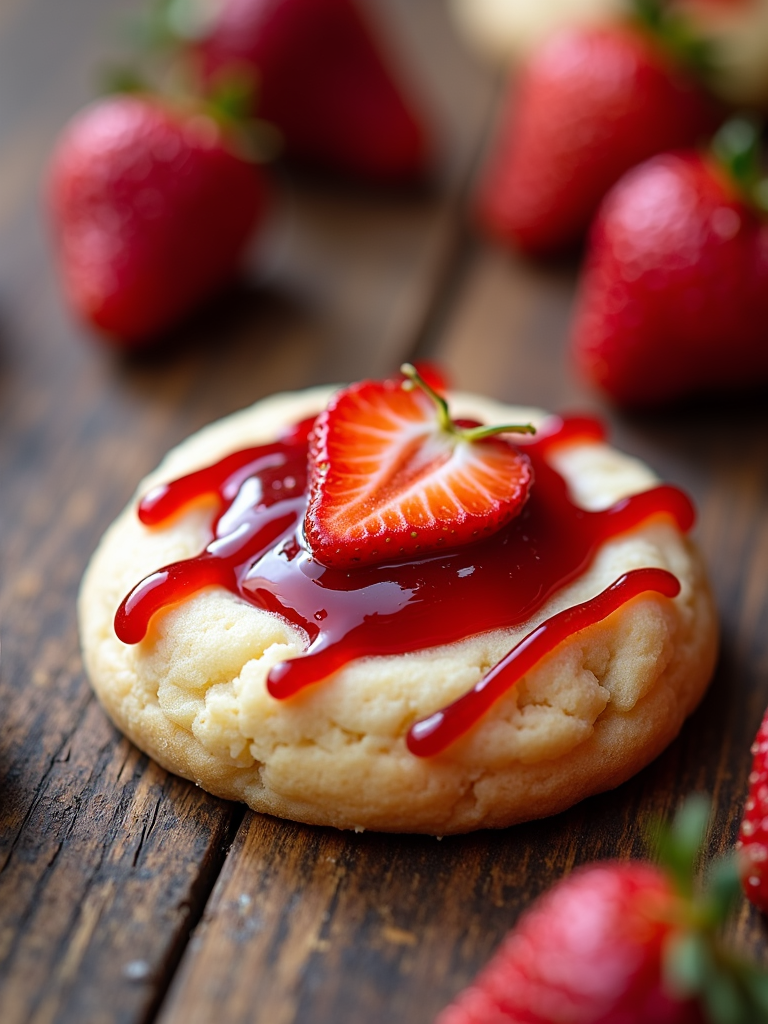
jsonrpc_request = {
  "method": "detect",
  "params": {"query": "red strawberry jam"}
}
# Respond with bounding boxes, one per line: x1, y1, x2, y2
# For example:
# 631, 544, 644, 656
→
115, 414, 693, 756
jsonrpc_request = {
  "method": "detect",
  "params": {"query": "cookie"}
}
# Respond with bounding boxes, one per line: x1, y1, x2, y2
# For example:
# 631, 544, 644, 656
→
78, 386, 717, 833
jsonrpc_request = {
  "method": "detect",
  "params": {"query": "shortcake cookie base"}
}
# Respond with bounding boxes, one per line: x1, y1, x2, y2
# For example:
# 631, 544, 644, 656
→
79, 388, 718, 833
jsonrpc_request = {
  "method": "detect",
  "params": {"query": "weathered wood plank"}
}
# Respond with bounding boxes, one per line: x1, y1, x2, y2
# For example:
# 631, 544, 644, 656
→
423, 243, 581, 407
0, 706, 240, 1024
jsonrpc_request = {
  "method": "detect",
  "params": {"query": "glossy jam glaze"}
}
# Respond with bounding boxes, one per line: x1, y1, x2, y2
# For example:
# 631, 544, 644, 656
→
115, 414, 694, 756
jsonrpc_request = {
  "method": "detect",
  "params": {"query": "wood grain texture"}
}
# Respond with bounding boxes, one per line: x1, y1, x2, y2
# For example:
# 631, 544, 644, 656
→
1, 0, 768, 1022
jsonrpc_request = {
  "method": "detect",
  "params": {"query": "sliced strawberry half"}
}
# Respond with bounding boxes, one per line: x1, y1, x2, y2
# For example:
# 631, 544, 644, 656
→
304, 365, 535, 568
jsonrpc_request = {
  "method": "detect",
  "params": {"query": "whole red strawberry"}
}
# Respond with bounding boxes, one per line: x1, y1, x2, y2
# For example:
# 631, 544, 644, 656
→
304, 364, 534, 568
475, 22, 720, 255
737, 707, 768, 912
195, 0, 429, 180
436, 799, 768, 1024
438, 863, 704, 1024
48, 94, 265, 344
570, 121, 768, 406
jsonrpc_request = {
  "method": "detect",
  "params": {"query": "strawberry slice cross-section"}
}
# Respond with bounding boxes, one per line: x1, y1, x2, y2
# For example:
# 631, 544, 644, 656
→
304, 365, 535, 568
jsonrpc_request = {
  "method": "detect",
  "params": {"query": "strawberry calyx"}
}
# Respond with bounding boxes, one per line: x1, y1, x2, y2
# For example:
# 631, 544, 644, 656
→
399, 363, 536, 443
632, 0, 716, 83
653, 797, 768, 1022
711, 116, 768, 215
126, 0, 219, 54
101, 75, 280, 163
101, 0, 281, 163
198, 67, 283, 163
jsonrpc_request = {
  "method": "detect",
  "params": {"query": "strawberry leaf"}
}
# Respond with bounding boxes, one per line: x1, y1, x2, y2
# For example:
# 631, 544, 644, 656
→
655, 793, 711, 897
632, 0, 716, 80
738, 965, 768, 1013
701, 963, 751, 1024
207, 66, 258, 122
664, 931, 710, 998
713, 118, 762, 189
703, 854, 742, 924
712, 117, 768, 216
163, 0, 218, 42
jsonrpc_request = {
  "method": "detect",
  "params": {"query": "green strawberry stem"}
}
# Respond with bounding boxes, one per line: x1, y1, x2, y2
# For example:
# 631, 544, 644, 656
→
712, 117, 768, 215
653, 796, 768, 1023
399, 364, 535, 442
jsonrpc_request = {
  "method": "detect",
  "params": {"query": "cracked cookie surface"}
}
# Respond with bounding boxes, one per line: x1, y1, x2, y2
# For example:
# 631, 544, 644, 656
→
78, 387, 717, 833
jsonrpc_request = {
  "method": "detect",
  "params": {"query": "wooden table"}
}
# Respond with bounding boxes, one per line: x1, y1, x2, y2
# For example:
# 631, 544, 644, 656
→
1, 2, 767, 1021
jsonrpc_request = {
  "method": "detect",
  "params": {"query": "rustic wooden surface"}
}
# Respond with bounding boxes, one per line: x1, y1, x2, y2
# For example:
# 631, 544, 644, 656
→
1, 1, 767, 1022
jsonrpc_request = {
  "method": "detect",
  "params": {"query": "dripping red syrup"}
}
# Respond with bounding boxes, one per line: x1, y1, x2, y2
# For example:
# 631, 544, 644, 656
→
115, 414, 694, 757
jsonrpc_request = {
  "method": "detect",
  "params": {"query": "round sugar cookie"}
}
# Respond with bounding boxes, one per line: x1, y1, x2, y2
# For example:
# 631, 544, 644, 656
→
78, 386, 718, 834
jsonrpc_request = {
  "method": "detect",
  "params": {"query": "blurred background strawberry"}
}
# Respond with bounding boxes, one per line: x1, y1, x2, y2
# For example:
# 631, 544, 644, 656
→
451, 0, 768, 108
474, 10, 722, 256
44, 0, 434, 346
570, 117, 768, 406
48, 93, 267, 344
191, 0, 431, 180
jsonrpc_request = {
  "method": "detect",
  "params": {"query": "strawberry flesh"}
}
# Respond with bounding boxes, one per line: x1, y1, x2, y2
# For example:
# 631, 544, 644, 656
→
304, 378, 533, 568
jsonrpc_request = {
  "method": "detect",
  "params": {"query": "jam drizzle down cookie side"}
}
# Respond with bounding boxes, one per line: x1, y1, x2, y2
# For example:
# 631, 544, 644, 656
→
115, 377, 694, 757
